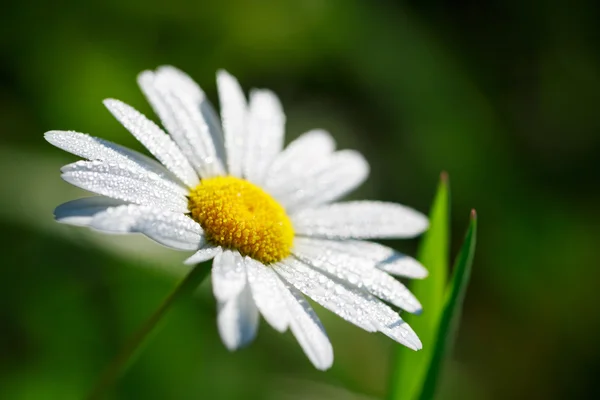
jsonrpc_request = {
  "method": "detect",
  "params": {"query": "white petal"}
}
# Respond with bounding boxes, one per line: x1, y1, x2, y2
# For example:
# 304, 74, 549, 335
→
138, 69, 225, 178
61, 159, 189, 198
272, 150, 369, 211
90, 204, 204, 251
243, 89, 285, 184
264, 129, 335, 189
211, 250, 247, 302
44, 130, 183, 187
292, 201, 429, 239
245, 257, 289, 332
275, 258, 421, 350
54, 196, 128, 226
155, 66, 225, 152
156, 67, 227, 165
293, 238, 422, 313
217, 282, 259, 351
381, 320, 422, 351
245, 257, 333, 369
103, 99, 199, 187
61, 160, 188, 213
184, 246, 221, 265
305, 239, 428, 279
217, 70, 247, 177
275, 258, 376, 332
376, 255, 428, 279
278, 280, 333, 370
89, 205, 203, 245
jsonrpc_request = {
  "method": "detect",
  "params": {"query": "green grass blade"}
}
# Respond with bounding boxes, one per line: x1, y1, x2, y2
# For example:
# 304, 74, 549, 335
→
388, 172, 450, 400
419, 210, 477, 400
86, 263, 211, 400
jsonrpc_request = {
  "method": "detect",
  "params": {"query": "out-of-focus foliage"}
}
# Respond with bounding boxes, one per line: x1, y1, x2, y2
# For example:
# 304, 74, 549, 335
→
1, 0, 599, 399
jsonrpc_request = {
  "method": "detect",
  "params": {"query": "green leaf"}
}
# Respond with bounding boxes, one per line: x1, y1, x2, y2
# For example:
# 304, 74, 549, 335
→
388, 172, 450, 400
419, 210, 477, 400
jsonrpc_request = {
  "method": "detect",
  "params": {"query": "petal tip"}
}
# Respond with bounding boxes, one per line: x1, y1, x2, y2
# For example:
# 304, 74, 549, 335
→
418, 215, 430, 232
102, 98, 121, 110
216, 69, 240, 88
137, 70, 155, 84
156, 65, 179, 74
216, 68, 231, 78
314, 358, 333, 371
406, 326, 423, 351
43, 130, 58, 142
309, 345, 334, 371
183, 256, 197, 266
406, 259, 429, 279
411, 307, 423, 316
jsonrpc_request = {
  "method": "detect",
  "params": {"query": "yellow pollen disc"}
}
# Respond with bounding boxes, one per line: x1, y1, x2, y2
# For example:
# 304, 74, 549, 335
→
188, 176, 294, 264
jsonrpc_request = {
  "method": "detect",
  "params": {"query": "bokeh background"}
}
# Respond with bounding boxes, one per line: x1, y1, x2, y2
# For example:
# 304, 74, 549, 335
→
1, 0, 599, 399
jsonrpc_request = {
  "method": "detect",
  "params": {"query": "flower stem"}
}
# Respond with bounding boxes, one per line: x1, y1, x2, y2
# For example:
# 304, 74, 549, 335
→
86, 264, 211, 400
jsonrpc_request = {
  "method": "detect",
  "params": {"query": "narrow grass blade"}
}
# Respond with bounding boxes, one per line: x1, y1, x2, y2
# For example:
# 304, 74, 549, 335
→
388, 172, 450, 400
419, 210, 477, 400
86, 263, 211, 400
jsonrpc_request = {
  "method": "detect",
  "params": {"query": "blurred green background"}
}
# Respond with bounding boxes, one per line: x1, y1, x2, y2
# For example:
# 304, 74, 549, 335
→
1, 0, 599, 399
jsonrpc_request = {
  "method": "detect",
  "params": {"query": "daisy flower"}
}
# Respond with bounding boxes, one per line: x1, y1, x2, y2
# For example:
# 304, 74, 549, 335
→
45, 66, 429, 370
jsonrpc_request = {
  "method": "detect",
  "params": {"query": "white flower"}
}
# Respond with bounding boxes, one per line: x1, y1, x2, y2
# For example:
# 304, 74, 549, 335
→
45, 66, 429, 370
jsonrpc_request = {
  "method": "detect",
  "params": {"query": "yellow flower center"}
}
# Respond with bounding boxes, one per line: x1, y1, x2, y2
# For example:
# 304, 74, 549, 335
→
188, 176, 294, 264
